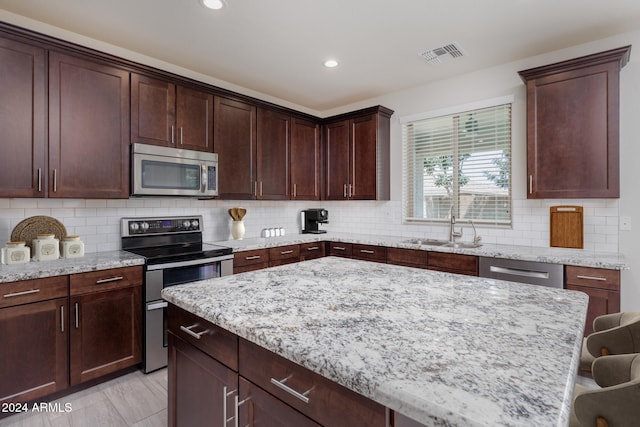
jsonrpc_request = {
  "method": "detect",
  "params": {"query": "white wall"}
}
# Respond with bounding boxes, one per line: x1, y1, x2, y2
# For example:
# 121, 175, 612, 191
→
0, 13, 638, 309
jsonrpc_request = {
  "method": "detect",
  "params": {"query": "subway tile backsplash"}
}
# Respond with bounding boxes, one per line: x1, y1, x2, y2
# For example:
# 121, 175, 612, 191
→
0, 197, 619, 254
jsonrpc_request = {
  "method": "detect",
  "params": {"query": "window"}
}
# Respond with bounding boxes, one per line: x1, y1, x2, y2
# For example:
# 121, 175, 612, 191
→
402, 98, 512, 225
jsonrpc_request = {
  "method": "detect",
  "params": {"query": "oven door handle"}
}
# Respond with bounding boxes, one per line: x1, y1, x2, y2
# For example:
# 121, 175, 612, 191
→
146, 254, 234, 271
147, 301, 168, 311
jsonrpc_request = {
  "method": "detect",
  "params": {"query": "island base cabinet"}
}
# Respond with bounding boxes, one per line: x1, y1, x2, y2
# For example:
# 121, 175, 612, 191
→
238, 377, 320, 427
168, 333, 238, 427
0, 297, 68, 405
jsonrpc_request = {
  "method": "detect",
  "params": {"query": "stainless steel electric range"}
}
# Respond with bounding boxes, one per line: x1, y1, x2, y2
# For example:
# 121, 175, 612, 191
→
121, 215, 233, 373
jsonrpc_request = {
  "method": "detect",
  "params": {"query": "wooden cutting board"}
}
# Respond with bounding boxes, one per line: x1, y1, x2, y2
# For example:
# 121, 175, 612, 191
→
550, 206, 583, 249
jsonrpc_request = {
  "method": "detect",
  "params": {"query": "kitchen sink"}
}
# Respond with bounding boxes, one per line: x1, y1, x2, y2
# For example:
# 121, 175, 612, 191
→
403, 238, 482, 249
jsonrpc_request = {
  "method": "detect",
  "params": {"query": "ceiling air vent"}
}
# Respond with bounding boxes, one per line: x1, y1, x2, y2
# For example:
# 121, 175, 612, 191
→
419, 43, 465, 64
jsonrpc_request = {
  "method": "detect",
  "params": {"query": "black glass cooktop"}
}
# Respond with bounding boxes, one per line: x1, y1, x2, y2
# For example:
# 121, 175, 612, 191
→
125, 242, 232, 265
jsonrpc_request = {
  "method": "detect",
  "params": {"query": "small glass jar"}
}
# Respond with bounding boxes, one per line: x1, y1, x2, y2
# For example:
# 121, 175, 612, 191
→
61, 236, 85, 259
2, 241, 30, 264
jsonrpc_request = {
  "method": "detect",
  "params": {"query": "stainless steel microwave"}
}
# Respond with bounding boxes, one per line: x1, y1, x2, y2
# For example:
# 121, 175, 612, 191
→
131, 144, 218, 197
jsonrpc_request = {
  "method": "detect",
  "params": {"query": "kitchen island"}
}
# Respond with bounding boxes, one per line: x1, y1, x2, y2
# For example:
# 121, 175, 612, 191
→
162, 257, 588, 426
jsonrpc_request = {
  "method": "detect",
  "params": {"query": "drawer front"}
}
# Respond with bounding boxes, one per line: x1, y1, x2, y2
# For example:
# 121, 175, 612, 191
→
566, 266, 620, 291
269, 244, 301, 262
427, 252, 478, 276
239, 338, 386, 427
352, 244, 387, 262
299, 242, 326, 260
168, 304, 238, 371
70, 266, 142, 296
234, 262, 269, 274
328, 242, 353, 257
234, 249, 269, 268
0, 276, 68, 309
387, 248, 428, 268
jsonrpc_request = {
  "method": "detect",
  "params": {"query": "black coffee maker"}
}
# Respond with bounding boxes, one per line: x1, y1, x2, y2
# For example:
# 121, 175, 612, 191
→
301, 209, 329, 234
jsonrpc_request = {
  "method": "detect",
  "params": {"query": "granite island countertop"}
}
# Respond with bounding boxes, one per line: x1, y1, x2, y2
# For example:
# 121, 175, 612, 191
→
162, 256, 588, 427
214, 232, 627, 270
0, 250, 145, 284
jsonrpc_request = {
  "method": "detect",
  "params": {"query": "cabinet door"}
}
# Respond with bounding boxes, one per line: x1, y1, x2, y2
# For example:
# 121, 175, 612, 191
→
291, 117, 321, 200
257, 108, 290, 200
0, 37, 46, 197
238, 377, 320, 427
131, 73, 176, 147
168, 333, 238, 427
70, 285, 141, 385
49, 52, 130, 198
350, 114, 378, 200
0, 298, 68, 404
214, 96, 257, 199
324, 120, 350, 200
567, 285, 620, 336
427, 252, 478, 276
177, 85, 214, 152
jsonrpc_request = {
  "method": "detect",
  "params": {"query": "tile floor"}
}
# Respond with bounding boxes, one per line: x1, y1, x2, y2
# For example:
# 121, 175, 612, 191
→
0, 369, 167, 427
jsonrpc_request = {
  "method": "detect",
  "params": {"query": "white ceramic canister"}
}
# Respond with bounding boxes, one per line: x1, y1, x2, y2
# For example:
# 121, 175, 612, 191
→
231, 220, 245, 240
61, 236, 85, 259
3, 241, 30, 264
33, 234, 60, 261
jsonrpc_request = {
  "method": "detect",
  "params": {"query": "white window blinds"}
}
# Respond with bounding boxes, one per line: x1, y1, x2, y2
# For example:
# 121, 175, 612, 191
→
402, 101, 512, 225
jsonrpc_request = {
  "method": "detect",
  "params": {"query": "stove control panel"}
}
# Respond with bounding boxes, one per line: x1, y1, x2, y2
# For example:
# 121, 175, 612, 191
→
121, 216, 203, 237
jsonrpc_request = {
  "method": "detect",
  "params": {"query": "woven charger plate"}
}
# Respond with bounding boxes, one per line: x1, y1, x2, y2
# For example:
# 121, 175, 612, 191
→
11, 216, 68, 251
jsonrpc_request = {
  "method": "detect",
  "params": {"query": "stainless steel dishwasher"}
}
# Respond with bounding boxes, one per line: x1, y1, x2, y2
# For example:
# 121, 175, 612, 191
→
479, 257, 564, 288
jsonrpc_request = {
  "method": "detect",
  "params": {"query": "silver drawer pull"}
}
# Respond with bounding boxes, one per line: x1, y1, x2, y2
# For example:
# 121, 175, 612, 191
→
180, 324, 208, 340
147, 301, 168, 311
280, 250, 294, 255
360, 249, 375, 254
3, 289, 40, 298
306, 246, 319, 251
96, 276, 124, 284
245, 255, 261, 260
333, 246, 346, 251
270, 376, 312, 403
576, 275, 607, 281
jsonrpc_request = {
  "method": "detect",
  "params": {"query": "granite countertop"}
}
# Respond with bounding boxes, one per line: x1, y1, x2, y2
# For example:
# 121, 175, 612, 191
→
0, 250, 145, 284
215, 232, 627, 270
162, 257, 588, 427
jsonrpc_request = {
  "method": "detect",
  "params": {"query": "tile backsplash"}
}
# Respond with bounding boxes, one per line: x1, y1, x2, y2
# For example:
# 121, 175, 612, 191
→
0, 197, 619, 254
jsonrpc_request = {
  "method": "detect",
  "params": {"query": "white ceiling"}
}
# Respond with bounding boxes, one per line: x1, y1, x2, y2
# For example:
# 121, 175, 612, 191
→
1, 0, 640, 113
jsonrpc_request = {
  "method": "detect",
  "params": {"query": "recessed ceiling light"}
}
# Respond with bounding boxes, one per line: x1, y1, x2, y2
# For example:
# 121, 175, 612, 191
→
201, 0, 224, 10
324, 59, 339, 68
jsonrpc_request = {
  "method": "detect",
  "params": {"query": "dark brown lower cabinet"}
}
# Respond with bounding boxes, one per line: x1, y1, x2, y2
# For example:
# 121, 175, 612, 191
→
168, 333, 237, 427
427, 251, 478, 276
0, 297, 68, 405
70, 284, 142, 385
386, 247, 428, 269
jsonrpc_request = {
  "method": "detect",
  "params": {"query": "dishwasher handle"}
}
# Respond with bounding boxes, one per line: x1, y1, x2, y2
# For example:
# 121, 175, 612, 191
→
489, 265, 549, 280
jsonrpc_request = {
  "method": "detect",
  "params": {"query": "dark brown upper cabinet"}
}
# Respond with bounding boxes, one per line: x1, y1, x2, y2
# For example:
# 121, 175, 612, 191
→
291, 117, 321, 200
0, 37, 46, 198
257, 108, 290, 200
324, 106, 393, 200
49, 51, 130, 199
132, 73, 213, 152
214, 96, 258, 199
518, 46, 631, 199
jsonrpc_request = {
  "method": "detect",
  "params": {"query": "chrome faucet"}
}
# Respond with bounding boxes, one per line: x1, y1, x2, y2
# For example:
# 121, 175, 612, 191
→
449, 207, 463, 243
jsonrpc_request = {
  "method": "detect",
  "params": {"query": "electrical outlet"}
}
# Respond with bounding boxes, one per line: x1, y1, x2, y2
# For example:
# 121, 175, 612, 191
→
620, 216, 632, 231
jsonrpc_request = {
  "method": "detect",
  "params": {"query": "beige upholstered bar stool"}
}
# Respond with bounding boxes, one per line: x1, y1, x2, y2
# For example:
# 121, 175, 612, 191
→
579, 312, 640, 373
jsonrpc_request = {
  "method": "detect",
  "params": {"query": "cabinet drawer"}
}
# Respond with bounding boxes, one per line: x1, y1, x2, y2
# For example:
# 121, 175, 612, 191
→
352, 244, 386, 263
234, 249, 269, 268
70, 266, 142, 296
565, 266, 620, 291
387, 248, 428, 268
1, 276, 68, 309
427, 252, 478, 276
269, 244, 301, 262
299, 242, 326, 260
168, 304, 238, 371
239, 338, 386, 427
328, 242, 353, 257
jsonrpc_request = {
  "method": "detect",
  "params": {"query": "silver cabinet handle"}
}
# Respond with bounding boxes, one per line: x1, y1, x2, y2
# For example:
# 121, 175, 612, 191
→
75, 302, 79, 329
307, 246, 319, 251
293, 183, 297, 198
260, 181, 263, 196
3, 289, 40, 298
529, 175, 533, 194
349, 184, 353, 198
254, 181, 257, 197
280, 250, 294, 255
53, 169, 58, 193
180, 324, 208, 340
147, 301, 168, 311
333, 246, 346, 251
37, 168, 42, 192
171, 125, 175, 145
360, 249, 375, 254
245, 255, 261, 260
576, 275, 607, 281
95, 276, 124, 284
270, 376, 312, 403
234, 395, 251, 427
60, 305, 64, 333
180, 127, 183, 145
489, 265, 549, 280
223, 386, 237, 426
343, 184, 347, 198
